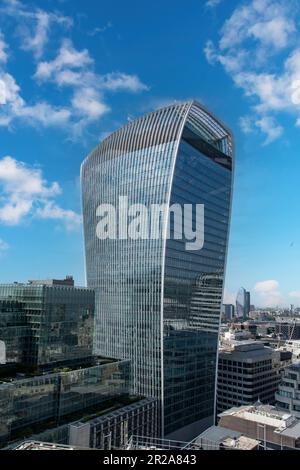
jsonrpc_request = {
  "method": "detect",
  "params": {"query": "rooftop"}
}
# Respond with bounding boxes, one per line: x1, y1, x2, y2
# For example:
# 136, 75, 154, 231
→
219, 405, 299, 432
0, 356, 117, 384
194, 425, 259, 450
28, 275, 74, 287
13, 440, 92, 450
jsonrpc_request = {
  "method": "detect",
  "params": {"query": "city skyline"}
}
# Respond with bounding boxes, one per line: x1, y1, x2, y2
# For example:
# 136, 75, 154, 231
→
1, 0, 300, 308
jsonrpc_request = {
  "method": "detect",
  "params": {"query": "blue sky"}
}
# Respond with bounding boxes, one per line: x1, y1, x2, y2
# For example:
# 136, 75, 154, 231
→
1, 0, 300, 308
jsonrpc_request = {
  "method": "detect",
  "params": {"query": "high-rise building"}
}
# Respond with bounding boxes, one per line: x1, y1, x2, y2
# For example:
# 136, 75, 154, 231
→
236, 287, 250, 320
222, 304, 235, 321
217, 341, 281, 414
81, 100, 234, 438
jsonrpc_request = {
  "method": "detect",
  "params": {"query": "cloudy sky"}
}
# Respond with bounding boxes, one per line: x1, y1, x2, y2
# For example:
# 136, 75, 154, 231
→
1, 0, 300, 307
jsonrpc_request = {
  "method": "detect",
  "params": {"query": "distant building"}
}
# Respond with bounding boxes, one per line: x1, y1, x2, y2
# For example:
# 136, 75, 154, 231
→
0, 279, 94, 367
236, 288, 250, 320
217, 341, 281, 414
218, 404, 300, 449
275, 321, 300, 340
28, 275, 75, 286
222, 304, 234, 321
276, 363, 300, 418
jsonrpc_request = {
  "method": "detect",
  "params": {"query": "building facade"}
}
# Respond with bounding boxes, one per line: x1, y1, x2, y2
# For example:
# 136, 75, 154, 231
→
0, 281, 94, 367
0, 358, 130, 447
218, 404, 300, 450
221, 304, 235, 321
236, 288, 250, 320
81, 101, 234, 438
276, 363, 300, 418
217, 341, 281, 414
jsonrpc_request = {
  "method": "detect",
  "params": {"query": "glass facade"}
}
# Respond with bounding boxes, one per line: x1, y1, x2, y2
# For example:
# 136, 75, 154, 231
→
0, 284, 94, 367
81, 100, 233, 437
236, 287, 250, 319
0, 300, 29, 364
0, 359, 130, 445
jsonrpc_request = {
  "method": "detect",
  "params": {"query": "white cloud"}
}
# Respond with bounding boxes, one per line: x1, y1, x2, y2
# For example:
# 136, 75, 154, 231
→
239, 115, 254, 134
0, 6, 148, 133
0, 239, 9, 252
87, 22, 112, 37
71, 88, 109, 120
254, 279, 279, 292
255, 116, 284, 144
0, 32, 8, 63
204, 0, 300, 144
289, 291, 300, 299
0, 71, 71, 128
34, 40, 148, 125
254, 279, 283, 306
36, 202, 82, 230
223, 288, 236, 305
206, 0, 222, 7
35, 39, 93, 81
0, 156, 80, 228
1, 0, 72, 58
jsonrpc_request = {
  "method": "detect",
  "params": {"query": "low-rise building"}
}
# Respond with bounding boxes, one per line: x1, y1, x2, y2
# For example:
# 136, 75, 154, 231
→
0, 357, 130, 447
276, 363, 300, 418
194, 425, 259, 450
218, 404, 300, 449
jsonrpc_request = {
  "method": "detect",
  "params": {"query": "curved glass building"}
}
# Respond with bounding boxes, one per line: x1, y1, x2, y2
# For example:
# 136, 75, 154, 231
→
81, 100, 234, 439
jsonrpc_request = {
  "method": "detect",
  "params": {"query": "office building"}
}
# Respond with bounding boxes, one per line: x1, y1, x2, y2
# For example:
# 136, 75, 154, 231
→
0, 280, 94, 367
236, 287, 250, 319
69, 397, 158, 449
217, 341, 281, 414
218, 404, 300, 449
0, 300, 29, 364
81, 100, 234, 438
221, 304, 234, 321
0, 357, 130, 447
276, 362, 300, 418
6, 396, 158, 450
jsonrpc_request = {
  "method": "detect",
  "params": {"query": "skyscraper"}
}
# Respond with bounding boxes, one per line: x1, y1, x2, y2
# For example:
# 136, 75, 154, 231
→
81, 101, 233, 439
236, 287, 250, 320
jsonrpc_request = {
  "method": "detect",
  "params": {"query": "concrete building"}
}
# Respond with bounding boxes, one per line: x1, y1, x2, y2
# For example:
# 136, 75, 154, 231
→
218, 404, 300, 449
28, 276, 75, 287
276, 363, 300, 418
221, 304, 234, 321
13, 441, 92, 450
217, 341, 282, 414
194, 425, 259, 450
